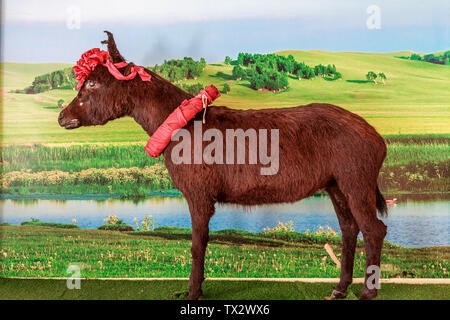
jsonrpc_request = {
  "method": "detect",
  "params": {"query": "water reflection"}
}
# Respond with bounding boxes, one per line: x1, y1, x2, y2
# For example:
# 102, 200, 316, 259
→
1, 194, 448, 247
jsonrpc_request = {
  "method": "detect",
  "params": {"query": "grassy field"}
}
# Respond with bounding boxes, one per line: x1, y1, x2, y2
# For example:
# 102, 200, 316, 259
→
1, 225, 448, 279
1, 62, 73, 91
1, 278, 448, 300
1, 140, 448, 196
1, 50, 450, 145
1, 138, 448, 172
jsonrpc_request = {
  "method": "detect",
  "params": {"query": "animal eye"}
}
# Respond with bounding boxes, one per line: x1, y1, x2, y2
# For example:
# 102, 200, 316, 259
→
87, 80, 96, 88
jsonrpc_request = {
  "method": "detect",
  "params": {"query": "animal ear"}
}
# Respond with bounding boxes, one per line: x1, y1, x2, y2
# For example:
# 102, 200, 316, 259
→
102, 30, 125, 63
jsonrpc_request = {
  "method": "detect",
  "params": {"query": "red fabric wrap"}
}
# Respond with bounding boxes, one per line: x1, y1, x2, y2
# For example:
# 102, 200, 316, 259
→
73, 48, 151, 90
145, 84, 221, 157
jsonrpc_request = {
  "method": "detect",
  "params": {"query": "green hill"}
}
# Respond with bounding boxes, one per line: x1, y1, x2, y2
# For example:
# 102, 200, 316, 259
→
1, 50, 449, 144
1, 62, 73, 91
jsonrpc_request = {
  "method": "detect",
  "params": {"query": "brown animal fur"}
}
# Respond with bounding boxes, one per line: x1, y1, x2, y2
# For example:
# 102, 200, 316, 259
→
59, 31, 388, 300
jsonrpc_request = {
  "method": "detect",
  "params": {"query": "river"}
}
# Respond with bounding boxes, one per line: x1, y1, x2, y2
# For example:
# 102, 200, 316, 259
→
1, 194, 448, 247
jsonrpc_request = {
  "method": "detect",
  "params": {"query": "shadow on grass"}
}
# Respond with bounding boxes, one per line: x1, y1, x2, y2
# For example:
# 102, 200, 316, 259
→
209, 71, 233, 81
288, 75, 301, 80
323, 77, 341, 81
130, 226, 344, 247
346, 79, 372, 84
235, 81, 253, 90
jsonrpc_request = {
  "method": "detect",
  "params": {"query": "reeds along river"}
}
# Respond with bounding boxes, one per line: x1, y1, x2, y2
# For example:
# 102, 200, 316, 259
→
1, 194, 449, 248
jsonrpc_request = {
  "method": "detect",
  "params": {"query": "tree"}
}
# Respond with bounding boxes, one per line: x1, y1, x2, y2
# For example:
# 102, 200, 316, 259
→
326, 64, 336, 76
410, 53, 421, 61
177, 82, 204, 95
50, 71, 63, 88
33, 83, 51, 93
366, 71, 378, 84
445, 57, 450, 65
314, 64, 327, 77
423, 54, 435, 63
153, 57, 206, 82
237, 52, 244, 65
333, 72, 342, 80
378, 72, 386, 85
224, 56, 231, 65
303, 66, 315, 79
221, 83, 231, 94
57, 99, 65, 108
249, 74, 265, 90
232, 65, 246, 80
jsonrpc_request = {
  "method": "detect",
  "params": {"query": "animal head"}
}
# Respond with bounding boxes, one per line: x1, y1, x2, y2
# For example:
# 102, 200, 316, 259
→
58, 31, 151, 129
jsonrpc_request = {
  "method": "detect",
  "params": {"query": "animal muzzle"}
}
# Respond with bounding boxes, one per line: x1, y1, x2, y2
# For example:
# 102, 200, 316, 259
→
58, 112, 81, 129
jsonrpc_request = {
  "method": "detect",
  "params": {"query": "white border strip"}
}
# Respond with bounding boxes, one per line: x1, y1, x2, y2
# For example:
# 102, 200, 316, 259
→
3, 277, 450, 284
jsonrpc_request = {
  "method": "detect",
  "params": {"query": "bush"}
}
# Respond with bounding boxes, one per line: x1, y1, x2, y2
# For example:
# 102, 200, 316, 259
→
221, 83, 231, 94
98, 223, 134, 232
98, 214, 134, 232
133, 215, 156, 231
263, 221, 295, 233
21, 218, 79, 229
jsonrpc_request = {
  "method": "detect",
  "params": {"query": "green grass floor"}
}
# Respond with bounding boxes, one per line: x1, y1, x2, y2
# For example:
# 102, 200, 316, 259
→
0, 279, 448, 300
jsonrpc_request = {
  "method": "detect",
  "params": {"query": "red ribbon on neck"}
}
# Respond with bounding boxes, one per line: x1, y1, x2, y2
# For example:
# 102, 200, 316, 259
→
73, 48, 151, 90
145, 84, 221, 158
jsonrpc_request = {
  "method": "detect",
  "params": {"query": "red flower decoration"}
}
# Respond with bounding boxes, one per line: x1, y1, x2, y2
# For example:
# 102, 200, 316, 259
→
73, 48, 109, 90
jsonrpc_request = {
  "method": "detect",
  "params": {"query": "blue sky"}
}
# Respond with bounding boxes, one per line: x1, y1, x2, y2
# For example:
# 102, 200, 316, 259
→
2, 0, 449, 65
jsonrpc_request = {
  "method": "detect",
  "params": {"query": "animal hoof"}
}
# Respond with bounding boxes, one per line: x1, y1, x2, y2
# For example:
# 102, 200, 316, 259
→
359, 289, 377, 300
186, 290, 203, 300
186, 294, 203, 300
324, 289, 347, 300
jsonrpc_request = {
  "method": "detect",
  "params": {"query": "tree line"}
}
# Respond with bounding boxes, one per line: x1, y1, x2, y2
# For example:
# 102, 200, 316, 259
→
152, 57, 206, 82
14, 56, 208, 94
400, 51, 450, 65
229, 53, 342, 91
13, 68, 78, 94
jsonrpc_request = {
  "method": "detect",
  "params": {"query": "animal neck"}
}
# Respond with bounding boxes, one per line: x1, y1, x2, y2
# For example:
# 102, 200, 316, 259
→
129, 73, 192, 136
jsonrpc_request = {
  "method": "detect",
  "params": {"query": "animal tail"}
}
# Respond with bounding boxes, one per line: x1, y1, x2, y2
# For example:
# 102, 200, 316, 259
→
376, 185, 388, 218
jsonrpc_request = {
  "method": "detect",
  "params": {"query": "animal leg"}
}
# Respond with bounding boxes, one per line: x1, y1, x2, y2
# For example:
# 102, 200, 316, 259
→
186, 198, 215, 300
342, 186, 387, 300
325, 184, 359, 300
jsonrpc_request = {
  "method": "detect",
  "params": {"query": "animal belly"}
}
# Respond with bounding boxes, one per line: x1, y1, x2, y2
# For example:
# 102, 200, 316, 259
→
219, 177, 319, 205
